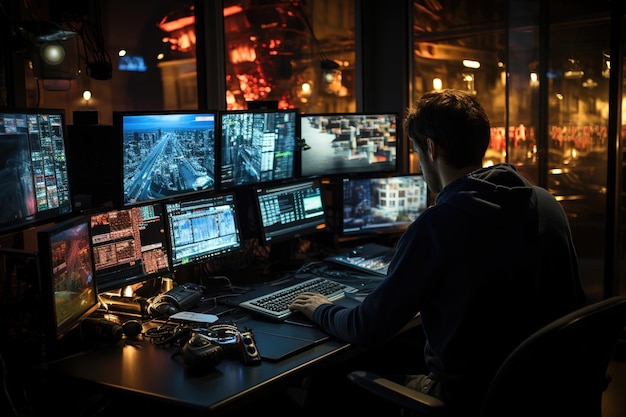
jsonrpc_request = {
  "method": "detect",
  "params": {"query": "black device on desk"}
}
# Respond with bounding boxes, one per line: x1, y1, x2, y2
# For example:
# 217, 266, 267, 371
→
147, 282, 206, 318
185, 324, 262, 367
99, 293, 146, 315
156, 323, 262, 372
325, 242, 395, 277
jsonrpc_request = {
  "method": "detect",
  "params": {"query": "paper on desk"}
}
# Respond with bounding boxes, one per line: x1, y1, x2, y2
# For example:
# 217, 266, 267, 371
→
169, 311, 219, 323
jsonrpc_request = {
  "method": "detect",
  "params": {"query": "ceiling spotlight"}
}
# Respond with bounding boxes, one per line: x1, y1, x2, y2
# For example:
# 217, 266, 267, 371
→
40, 42, 66, 65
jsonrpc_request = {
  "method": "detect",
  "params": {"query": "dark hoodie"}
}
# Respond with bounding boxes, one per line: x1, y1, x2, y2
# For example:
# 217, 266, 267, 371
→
312, 163, 586, 413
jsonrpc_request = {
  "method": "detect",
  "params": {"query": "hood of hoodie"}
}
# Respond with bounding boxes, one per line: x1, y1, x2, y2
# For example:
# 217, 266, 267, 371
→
434, 163, 535, 219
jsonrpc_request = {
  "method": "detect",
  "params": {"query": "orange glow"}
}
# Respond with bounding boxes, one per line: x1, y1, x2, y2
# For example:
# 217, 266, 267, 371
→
158, 15, 195, 33
230, 45, 256, 64
224, 5, 243, 17
177, 31, 196, 51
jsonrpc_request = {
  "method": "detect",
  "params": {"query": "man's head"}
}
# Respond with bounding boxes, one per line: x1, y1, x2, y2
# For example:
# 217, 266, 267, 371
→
404, 89, 491, 193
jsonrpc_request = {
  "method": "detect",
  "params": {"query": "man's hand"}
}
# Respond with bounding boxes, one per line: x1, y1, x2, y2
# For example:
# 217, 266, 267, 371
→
289, 292, 332, 320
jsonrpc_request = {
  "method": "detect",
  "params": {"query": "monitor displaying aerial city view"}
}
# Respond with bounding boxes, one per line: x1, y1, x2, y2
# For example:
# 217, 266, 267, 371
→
116, 111, 217, 206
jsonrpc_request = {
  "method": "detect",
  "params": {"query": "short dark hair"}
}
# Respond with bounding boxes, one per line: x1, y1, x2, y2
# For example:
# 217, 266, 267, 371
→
404, 89, 491, 169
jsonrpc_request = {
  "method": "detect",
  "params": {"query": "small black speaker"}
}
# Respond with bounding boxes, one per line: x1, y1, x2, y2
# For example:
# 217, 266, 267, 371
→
66, 124, 121, 209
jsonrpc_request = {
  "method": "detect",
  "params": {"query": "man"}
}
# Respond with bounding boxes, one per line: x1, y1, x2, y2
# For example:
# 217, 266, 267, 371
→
289, 89, 586, 415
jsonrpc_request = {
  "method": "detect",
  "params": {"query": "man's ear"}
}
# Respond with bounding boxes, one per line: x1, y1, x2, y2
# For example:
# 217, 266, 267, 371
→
427, 138, 437, 161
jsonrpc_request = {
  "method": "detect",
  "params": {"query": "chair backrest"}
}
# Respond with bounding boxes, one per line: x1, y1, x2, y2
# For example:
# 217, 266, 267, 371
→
479, 296, 626, 417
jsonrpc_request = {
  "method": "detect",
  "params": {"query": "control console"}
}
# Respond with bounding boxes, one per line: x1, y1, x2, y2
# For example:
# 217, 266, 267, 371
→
182, 333, 225, 373
177, 324, 262, 371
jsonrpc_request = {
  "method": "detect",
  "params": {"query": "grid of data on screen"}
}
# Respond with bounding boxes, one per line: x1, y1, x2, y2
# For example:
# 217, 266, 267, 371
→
165, 193, 241, 267
255, 179, 326, 243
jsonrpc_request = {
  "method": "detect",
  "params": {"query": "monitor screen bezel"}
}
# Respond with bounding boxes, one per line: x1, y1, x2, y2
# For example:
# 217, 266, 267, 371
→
90, 201, 172, 293
253, 178, 328, 245
340, 173, 429, 237
164, 191, 243, 269
114, 109, 219, 208
37, 215, 100, 345
217, 108, 300, 190
299, 112, 400, 178
0, 107, 73, 235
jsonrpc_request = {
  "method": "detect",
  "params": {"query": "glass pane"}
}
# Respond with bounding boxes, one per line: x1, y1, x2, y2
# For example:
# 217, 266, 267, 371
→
223, 0, 355, 112
410, 0, 507, 171
508, 1, 612, 301
411, 0, 615, 299
547, 4, 610, 301
103, 0, 198, 113
22, 0, 198, 125
507, 1, 540, 167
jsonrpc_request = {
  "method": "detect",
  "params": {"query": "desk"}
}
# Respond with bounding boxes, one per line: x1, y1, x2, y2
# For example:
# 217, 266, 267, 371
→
44, 269, 414, 416
45, 307, 370, 416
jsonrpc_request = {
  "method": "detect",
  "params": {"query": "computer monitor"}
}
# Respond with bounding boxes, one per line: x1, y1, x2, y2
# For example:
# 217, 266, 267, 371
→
300, 112, 399, 178
218, 109, 298, 189
341, 174, 429, 236
253, 178, 327, 245
115, 110, 218, 207
90, 202, 171, 293
37, 215, 99, 348
0, 108, 73, 234
164, 192, 242, 269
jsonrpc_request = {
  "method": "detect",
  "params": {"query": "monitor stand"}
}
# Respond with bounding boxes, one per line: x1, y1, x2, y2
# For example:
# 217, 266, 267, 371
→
267, 239, 305, 273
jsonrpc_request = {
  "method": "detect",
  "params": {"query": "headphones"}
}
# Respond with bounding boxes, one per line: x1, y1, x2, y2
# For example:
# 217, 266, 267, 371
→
204, 324, 240, 345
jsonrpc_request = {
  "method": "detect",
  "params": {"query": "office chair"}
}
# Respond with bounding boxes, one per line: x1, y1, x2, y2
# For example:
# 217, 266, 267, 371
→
347, 296, 626, 417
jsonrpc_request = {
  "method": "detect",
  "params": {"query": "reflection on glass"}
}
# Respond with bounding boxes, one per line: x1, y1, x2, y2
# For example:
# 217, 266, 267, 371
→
223, 0, 355, 112
410, 0, 613, 299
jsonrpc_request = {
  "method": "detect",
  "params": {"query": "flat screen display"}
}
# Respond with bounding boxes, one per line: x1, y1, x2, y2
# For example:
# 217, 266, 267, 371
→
219, 109, 298, 189
164, 192, 242, 268
254, 178, 327, 244
116, 110, 217, 207
341, 174, 429, 236
300, 112, 398, 178
90, 202, 171, 292
0, 108, 73, 234
37, 216, 99, 344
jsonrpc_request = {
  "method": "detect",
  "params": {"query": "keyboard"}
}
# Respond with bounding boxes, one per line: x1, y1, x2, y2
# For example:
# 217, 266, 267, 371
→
239, 277, 359, 320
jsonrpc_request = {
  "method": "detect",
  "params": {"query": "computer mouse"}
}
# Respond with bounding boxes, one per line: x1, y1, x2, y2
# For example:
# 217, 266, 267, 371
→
122, 319, 143, 338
